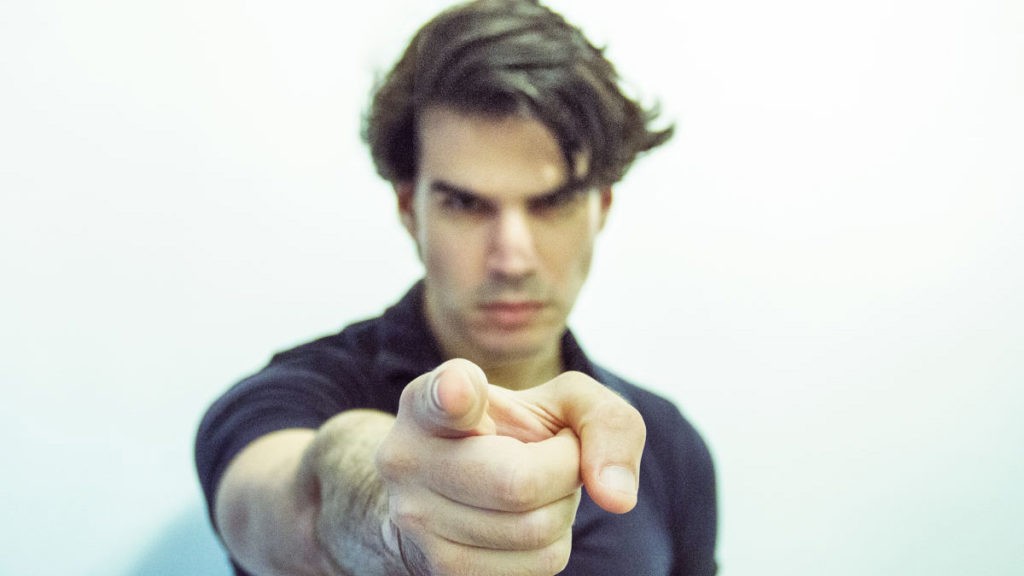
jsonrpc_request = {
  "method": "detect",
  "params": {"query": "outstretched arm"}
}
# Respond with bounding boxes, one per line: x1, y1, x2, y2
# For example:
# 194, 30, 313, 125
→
212, 358, 646, 575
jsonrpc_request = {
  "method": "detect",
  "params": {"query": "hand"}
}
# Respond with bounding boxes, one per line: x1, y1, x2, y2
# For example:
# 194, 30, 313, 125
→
375, 359, 647, 575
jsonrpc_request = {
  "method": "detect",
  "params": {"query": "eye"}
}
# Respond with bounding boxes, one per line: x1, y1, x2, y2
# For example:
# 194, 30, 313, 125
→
440, 191, 491, 215
528, 188, 583, 215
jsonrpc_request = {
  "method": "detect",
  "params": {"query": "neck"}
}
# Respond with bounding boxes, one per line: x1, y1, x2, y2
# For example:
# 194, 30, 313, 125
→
477, 347, 563, 391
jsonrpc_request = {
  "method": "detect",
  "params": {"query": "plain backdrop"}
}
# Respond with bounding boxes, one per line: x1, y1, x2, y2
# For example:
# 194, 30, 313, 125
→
2, 1, 1022, 575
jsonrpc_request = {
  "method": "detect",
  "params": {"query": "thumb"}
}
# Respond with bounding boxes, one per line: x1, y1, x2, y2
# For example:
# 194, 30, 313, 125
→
398, 358, 495, 438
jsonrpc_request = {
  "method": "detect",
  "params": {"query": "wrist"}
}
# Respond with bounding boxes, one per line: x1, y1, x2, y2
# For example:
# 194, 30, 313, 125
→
307, 410, 410, 575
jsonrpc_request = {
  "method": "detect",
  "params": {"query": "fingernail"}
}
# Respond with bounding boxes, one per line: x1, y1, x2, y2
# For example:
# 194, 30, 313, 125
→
599, 466, 636, 494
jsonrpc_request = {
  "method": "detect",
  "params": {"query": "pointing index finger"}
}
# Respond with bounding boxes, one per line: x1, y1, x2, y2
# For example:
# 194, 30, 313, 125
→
520, 372, 647, 514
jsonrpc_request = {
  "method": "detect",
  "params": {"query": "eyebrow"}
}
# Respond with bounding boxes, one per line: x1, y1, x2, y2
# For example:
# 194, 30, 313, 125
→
429, 179, 481, 198
428, 179, 582, 205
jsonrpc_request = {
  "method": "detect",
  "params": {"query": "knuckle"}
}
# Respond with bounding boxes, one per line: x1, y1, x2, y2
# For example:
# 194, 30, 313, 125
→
375, 433, 418, 482
594, 397, 645, 435
373, 441, 402, 481
560, 369, 589, 380
552, 370, 593, 390
513, 507, 569, 549
497, 462, 541, 511
551, 371, 647, 435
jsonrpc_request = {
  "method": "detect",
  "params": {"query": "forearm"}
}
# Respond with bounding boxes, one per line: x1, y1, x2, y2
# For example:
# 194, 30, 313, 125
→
215, 429, 333, 576
300, 409, 410, 576
214, 411, 407, 576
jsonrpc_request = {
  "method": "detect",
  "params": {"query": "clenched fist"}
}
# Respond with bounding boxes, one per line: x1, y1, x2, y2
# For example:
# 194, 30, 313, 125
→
376, 359, 647, 576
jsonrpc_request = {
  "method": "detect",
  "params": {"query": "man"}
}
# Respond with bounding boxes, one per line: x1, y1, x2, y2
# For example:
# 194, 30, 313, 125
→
195, 1, 717, 574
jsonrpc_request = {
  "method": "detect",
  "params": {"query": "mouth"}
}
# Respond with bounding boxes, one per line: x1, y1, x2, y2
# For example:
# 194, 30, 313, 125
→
478, 301, 546, 328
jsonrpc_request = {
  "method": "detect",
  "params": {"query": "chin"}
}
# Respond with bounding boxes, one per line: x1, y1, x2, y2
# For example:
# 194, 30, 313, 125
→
472, 330, 554, 361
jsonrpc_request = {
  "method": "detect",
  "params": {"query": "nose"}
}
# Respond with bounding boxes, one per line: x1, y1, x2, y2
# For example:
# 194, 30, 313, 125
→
486, 208, 537, 279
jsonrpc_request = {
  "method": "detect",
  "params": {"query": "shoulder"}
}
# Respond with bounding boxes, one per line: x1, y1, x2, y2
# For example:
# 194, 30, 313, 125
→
209, 315, 395, 429
219, 317, 385, 411
267, 316, 380, 371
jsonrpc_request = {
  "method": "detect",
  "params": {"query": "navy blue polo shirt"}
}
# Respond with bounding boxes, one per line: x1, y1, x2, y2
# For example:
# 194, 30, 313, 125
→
195, 282, 717, 575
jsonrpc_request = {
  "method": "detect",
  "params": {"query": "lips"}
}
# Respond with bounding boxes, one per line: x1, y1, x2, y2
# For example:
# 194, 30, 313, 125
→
478, 301, 545, 328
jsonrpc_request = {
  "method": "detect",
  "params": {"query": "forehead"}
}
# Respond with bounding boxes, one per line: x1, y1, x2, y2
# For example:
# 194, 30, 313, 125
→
416, 107, 568, 199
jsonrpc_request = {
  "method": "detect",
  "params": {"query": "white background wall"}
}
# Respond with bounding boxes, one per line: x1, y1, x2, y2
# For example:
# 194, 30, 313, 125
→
2, 1, 1022, 574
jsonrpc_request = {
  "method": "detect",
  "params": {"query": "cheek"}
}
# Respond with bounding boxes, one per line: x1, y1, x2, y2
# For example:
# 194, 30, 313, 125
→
422, 224, 482, 286
569, 241, 596, 283
541, 224, 597, 283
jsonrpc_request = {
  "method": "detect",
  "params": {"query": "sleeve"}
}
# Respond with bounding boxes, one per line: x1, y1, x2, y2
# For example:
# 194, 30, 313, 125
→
193, 361, 356, 532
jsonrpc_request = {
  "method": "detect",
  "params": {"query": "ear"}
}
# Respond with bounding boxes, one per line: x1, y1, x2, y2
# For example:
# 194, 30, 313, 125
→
395, 181, 417, 237
597, 186, 613, 230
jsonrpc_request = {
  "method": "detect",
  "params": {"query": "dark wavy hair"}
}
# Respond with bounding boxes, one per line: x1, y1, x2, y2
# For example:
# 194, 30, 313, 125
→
362, 0, 673, 190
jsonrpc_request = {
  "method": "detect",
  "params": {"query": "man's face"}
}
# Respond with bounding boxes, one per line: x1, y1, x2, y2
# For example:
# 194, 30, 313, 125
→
397, 106, 612, 367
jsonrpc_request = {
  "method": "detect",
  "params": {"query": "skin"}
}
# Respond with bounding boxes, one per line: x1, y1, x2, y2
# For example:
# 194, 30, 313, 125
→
377, 359, 646, 576
397, 106, 613, 391
214, 107, 646, 576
